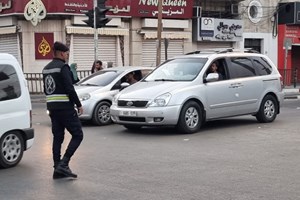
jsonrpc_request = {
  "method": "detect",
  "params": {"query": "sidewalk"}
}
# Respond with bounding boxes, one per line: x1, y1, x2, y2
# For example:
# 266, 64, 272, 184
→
283, 84, 300, 99
30, 94, 46, 103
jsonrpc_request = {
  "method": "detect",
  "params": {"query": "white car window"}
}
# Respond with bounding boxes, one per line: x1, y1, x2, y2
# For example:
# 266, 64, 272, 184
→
77, 70, 122, 86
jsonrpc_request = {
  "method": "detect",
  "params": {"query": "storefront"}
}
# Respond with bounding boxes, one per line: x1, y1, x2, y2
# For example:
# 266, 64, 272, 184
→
0, 0, 193, 73
0, 29, 20, 63
278, 24, 300, 86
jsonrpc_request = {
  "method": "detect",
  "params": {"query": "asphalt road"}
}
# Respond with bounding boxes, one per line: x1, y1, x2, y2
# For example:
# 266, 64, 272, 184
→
1, 99, 300, 200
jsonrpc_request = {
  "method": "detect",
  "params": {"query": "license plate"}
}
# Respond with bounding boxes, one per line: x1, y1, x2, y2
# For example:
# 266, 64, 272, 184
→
120, 110, 137, 116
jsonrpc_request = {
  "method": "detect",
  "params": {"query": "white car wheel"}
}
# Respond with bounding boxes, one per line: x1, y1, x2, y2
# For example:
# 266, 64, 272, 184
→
0, 131, 24, 168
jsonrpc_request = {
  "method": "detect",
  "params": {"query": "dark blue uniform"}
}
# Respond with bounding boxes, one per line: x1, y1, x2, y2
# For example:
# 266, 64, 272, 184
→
42, 57, 83, 172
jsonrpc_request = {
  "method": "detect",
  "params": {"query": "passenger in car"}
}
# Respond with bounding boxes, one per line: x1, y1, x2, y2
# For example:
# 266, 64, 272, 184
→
125, 72, 138, 84
208, 62, 224, 80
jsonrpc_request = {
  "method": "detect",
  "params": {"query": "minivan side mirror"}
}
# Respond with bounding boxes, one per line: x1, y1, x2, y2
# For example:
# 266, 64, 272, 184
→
205, 73, 219, 82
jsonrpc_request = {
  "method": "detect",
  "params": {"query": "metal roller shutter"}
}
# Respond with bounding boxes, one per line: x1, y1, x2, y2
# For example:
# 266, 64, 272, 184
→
196, 41, 232, 50
0, 34, 20, 62
72, 35, 117, 70
142, 39, 184, 67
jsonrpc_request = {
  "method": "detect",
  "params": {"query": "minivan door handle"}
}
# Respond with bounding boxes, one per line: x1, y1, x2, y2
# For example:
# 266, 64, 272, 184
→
229, 83, 243, 88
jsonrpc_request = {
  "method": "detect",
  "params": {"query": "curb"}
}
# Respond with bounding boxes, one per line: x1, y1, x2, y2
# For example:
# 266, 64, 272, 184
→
283, 88, 300, 99
30, 95, 46, 103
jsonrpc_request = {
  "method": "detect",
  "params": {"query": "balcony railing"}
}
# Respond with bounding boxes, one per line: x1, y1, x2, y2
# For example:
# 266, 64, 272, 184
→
24, 70, 91, 94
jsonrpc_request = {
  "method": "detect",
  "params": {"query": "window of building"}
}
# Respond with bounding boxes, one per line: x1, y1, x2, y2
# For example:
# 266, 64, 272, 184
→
245, 39, 261, 53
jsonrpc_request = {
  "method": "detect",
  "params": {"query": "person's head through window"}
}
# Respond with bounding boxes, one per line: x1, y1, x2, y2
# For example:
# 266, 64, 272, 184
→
208, 61, 223, 80
91, 60, 103, 73
209, 62, 218, 73
126, 72, 137, 84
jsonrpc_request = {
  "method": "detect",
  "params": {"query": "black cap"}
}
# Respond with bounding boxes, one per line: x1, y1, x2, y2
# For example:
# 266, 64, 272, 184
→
53, 41, 69, 52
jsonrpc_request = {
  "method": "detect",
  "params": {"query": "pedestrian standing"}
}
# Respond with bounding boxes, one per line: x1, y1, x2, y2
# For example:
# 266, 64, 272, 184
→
70, 63, 80, 83
42, 41, 84, 179
91, 60, 103, 73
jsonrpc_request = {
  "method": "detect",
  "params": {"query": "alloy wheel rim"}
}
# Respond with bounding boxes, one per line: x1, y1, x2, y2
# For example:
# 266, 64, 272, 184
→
98, 105, 111, 123
264, 100, 275, 118
185, 107, 199, 128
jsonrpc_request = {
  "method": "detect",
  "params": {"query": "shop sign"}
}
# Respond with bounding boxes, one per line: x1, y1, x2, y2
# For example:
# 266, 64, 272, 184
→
0, 0, 192, 19
195, 18, 243, 42
35, 33, 54, 60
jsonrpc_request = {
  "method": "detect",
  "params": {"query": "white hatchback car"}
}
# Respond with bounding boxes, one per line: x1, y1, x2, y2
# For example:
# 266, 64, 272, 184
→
110, 49, 284, 134
75, 66, 153, 125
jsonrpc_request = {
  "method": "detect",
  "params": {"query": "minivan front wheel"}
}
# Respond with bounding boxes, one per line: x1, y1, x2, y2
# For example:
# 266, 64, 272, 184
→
0, 131, 24, 168
177, 101, 202, 134
256, 95, 278, 123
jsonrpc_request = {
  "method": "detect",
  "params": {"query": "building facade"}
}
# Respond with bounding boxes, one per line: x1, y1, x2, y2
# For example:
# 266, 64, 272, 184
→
0, 0, 282, 80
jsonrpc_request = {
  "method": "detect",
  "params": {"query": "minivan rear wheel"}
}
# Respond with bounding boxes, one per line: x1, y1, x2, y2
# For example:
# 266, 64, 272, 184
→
0, 131, 24, 168
256, 95, 278, 123
177, 101, 202, 134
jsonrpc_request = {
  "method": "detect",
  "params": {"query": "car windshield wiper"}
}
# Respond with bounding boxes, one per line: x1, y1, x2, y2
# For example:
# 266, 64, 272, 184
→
79, 83, 98, 86
154, 79, 176, 81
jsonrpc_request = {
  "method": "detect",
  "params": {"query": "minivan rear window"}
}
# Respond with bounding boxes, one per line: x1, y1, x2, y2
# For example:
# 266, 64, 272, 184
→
0, 64, 21, 101
228, 57, 256, 78
253, 56, 273, 75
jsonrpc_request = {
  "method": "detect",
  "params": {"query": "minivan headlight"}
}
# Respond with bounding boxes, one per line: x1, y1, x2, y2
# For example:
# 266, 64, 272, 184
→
79, 93, 91, 101
149, 93, 171, 107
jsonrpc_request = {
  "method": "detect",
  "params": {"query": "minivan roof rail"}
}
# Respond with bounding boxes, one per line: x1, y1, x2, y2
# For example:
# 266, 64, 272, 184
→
185, 48, 260, 55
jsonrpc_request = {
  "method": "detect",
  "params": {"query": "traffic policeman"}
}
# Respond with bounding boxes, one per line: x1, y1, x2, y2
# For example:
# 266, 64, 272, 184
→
42, 41, 83, 179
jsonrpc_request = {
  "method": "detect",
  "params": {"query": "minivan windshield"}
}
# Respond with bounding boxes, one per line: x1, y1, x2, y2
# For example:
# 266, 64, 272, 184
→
77, 70, 122, 86
144, 58, 207, 81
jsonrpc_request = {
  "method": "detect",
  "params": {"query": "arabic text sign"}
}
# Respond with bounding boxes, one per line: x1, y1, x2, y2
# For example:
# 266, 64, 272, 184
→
198, 18, 243, 42
129, 0, 192, 19
0, 0, 90, 15
0, 0, 192, 19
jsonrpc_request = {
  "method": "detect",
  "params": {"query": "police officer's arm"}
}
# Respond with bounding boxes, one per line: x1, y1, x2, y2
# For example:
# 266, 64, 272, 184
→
61, 65, 82, 109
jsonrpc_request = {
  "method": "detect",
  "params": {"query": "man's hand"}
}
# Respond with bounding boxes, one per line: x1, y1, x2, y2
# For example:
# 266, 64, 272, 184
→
77, 107, 83, 116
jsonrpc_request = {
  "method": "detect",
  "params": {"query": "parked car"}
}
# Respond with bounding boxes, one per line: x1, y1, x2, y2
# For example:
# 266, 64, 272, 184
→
110, 49, 284, 134
75, 66, 153, 125
0, 53, 34, 168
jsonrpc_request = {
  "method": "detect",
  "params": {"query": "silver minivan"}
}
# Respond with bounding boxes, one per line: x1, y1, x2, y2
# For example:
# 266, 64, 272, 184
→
110, 49, 284, 134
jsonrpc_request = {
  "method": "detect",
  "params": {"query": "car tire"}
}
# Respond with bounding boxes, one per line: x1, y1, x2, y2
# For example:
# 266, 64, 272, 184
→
124, 125, 142, 131
177, 101, 202, 134
256, 95, 278, 123
92, 101, 112, 126
0, 131, 24, 169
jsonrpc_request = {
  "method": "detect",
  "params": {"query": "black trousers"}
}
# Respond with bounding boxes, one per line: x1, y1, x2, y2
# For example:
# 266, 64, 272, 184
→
49, 109, 83, 165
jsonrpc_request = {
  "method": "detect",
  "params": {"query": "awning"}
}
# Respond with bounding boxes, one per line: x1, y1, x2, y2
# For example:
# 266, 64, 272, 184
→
0, 26, 17, 35
66, 26, 129, 36
140, 30, 190, 39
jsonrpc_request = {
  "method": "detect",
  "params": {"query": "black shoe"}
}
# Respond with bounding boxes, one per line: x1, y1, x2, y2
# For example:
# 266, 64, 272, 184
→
53, 171, 69, 179
55, 165, 77, 178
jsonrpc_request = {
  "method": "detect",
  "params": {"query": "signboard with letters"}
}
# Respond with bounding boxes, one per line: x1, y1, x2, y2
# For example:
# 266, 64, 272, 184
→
194, 17, 243, 42
0, 0, 192, 19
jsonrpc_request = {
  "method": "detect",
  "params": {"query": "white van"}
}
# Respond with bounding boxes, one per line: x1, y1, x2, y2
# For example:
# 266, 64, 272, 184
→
0, 53, 34, 168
